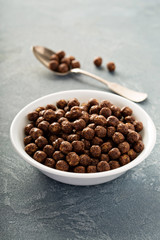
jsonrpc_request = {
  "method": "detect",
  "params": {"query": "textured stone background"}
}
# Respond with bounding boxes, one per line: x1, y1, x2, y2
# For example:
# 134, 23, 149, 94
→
0, 0, 160, 239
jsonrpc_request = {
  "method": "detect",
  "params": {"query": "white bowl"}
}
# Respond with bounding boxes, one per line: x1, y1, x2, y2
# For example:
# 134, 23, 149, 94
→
10, 90, 156, 186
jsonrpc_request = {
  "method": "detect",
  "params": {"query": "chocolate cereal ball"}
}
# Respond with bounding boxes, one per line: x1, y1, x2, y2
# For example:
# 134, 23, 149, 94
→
56, 99, 67, 109
33, 151, 47, 163
50, 54, 59, 62
67, 134, 80, 142
119, 154, 130, 166
28, 111, 39, 121
71, 60, 80, 68
90, 158, 99, 166
90, 145, 101, 158
128, 149, 137, 160
79, 154, 92, 166
24, 123, 34, 135
125, 116, 135, 124
106, 116, 119, 127
61, 57, 71, 67
43, 145, 55, 157
68, 98, 80, 108
44, 109, 56, 122
88, 123, 96, 129
107, 126, 116, 137
121, 106, 133, 117
95, 126, 107, 138
72, 141, 84, 153
97, 161, 110, 172
46, 104, 56, 111
100, 100, 112, 109
52, 138, 64, 150
118, 141, 130, 154
99, 107, 112, 118
88, 98, 99, 107
53, 151, 65, 161
89, 105, 100, 114
61, 120, 73, 134
38, 121, 49, 132
29, 127, 43, 140
94, 115, 107, 126
49, 122, 61, 134
24, 135, 32, 145
35, 136, 48, 148
127, 130, 139, 143
25, 143, 38, 155
58, 117, 68, 124
100, 154, 109, 162
49, 60, 59, 71
44, 158, 56, 168
110, 105, 121, 118
74, 166, 85, 173
117, 123, 128, 135
108, 148, 121, 159
79, 111, 90, 123
93, 57, 102, 67
56, 160, 69, 171
59, 141, 72, 154
82, 139, 90, 150
90, 114, 98, 123
82, 127, 95, 140
109, 161, 120, 169
87, 166, 97, 173
36, 116, 44, 126
66, 152, 80, 166
69, 107, 82, 119
55, 109, 65, 120
107, 62, 115, 72
101, 141, 113, 153
73, 119, 86, 131
58, 63, 69, 73
56, 50, 65, 59
134, 140, 144, 153
112, 132, 125, 144
133, 121, 143, 132
92, 137, 103, 146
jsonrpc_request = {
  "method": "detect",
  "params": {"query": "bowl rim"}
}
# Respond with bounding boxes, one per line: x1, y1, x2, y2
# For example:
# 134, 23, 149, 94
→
10, 89, 156, 179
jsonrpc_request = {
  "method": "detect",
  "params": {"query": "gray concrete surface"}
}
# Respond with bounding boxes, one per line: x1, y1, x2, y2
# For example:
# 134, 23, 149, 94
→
0, 0, 160, 239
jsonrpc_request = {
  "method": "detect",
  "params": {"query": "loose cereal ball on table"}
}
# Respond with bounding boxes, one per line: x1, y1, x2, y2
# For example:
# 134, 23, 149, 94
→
112, 132, 125, 144
44, 158, 56, 168
99, 107, 112, 118
92, 136, 103, 146
66, 152, 80, 166
133, 140, 144, 153
89, 105, 100, 114
100, 154, 109, 162
93, 57, 102, 67
35, 136, 48, 148
109, 161, 120, 169
118, 141, 130, 154
107, 126, 116, 137
107, 62, 116, 72
127, 130, 139, 143
79, 154, 92, 166
44, 109, 56, 122
72, 140, 84, 153
90, 145, 101, 158
121, 106, 133, 117
56, 99, 67, 109
24, 123, 34, 135
56, 160, 69, 171
82, 127, 95, 140
49, 122, 61, 134
61, 120, 73, 134
101, 141, 113, 153
106, 116, 119, 127
87, 165, 97, 173
68, 98, 80, 108
24, 136, 32, 145
97, 161, 110, 172
53, 151, 65, 161
33, 151, 47, 163
43, 145, 55, 157
28, 111, 39, 121
119, 154, 130, 166
108, 148, 121, 159
128, 149, 137, 160
133, 121, 143, 132
29, 127, 43, 140
95, 126, 107, 138
117, 123, 128, 135
59, 141, 72, 154
25, 143, 38, 155
73, 119, 86, 131
67, 134, 80, 142
74, 166, 85, 173
94, 115, 107, 126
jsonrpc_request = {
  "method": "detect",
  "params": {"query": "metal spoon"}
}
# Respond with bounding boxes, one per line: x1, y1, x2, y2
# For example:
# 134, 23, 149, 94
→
32, 46, 147, 102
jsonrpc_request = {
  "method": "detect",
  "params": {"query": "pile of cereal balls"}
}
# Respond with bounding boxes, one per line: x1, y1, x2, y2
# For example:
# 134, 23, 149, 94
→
24, 98, 144, 173
49, 50, 80, 73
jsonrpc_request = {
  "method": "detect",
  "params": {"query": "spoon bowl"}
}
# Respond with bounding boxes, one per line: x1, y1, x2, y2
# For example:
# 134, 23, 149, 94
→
32, 46, 148, 102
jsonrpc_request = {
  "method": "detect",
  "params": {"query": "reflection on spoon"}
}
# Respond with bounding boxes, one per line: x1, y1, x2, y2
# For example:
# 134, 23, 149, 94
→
32, 46, 148, 102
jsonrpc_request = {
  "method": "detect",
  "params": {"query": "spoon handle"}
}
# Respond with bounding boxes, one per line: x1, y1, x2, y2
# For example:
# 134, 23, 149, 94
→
71, 68, 147, 102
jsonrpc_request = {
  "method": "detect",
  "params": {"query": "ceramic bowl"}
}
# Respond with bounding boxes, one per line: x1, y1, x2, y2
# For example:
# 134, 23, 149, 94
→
10, 90, 156, 185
